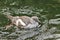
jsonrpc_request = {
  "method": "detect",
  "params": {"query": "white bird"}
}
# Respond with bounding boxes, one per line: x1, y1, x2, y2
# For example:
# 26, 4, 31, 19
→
16, 16, 40, 29
5, 15, 40, 30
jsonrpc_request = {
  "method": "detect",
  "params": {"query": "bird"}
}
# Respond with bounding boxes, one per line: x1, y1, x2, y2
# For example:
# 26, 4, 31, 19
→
18, 16, 40, 28
5, 14, 40, 30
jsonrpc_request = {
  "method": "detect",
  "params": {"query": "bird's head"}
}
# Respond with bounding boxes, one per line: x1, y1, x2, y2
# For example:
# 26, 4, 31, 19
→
31, 16, 40, 22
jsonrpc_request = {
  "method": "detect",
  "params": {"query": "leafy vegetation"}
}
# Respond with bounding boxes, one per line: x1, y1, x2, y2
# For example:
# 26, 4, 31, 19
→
0, 0, 60, 40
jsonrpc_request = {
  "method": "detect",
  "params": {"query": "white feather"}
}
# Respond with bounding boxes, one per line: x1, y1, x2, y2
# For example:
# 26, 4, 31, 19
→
16, 19, 26, 26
